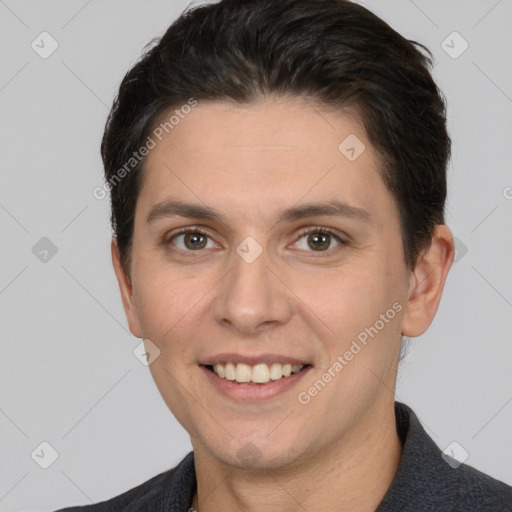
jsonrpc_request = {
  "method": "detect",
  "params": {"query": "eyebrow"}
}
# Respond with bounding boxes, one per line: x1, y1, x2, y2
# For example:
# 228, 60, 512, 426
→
146, 200, 372, 225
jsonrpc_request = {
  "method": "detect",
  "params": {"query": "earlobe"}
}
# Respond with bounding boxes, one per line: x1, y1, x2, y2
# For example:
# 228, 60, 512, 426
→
401, 225, 455, 338
111, 238, 143, 338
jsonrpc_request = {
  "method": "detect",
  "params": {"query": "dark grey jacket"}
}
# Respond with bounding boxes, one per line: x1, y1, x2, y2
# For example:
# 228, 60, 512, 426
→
54, 401, 512, 511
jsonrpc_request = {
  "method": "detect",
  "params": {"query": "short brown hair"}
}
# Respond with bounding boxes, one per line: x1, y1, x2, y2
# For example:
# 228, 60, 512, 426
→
101, 0, 451, 275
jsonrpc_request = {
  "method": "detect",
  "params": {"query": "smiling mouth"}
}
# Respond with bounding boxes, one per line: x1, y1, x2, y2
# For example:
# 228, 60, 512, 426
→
204, 362, 311, 384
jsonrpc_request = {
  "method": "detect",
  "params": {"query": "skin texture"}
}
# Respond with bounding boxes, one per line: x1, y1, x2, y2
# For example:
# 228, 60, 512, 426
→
112, 96, 454, 511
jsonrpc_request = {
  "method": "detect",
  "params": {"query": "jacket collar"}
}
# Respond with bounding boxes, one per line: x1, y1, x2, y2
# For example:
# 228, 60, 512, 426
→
163, 401, 506, 511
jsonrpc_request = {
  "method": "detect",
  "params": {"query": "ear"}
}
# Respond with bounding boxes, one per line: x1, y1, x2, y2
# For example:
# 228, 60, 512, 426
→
401, 225, 455, 338
111, 238, 143, 338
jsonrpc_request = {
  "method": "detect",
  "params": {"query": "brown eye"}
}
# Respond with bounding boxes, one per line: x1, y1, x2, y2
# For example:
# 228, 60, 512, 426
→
293, 228, 345, 253
183, 232, 208, 250
307, 232, 331, 251
168, 229, 216, 251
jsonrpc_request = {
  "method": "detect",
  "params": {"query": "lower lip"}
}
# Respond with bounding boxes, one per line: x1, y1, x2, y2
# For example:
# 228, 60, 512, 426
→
200, 365, 312, 402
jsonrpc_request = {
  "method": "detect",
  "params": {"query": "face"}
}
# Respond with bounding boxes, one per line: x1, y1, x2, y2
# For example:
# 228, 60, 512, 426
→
113, 96, 441, 470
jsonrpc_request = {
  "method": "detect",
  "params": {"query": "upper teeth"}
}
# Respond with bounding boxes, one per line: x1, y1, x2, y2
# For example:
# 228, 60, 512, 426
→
213, 362, 305, 384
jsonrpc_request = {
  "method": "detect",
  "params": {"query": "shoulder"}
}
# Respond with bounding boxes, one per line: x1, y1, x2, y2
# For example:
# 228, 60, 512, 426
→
453, 460, 512, 510
377, 402, 512, 512
53, 452, 195, 512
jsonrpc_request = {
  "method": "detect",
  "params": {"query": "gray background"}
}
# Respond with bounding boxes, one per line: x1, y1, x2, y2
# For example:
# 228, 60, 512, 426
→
0, 0, 511, 510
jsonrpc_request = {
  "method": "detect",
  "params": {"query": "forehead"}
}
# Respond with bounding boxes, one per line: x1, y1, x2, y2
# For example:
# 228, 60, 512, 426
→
137, 96, 397, 227
148, 96, 370, 169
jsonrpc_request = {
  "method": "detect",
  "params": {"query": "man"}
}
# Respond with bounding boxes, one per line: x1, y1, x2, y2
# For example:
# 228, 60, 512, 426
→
56, 0, 512, 510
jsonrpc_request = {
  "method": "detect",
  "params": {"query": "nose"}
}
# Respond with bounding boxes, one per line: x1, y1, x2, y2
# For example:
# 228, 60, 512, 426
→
211, 242, 293, 335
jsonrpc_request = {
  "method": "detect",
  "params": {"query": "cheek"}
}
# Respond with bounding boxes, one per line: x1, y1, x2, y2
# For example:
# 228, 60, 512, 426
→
132, 264, 208, 350
294, 262, 403, 352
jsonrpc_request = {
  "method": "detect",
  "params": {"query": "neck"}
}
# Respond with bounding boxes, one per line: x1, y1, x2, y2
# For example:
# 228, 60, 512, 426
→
191, 400, 402, 512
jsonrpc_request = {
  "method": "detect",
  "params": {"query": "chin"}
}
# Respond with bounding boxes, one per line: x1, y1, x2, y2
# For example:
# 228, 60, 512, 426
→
204, 435, 306, 471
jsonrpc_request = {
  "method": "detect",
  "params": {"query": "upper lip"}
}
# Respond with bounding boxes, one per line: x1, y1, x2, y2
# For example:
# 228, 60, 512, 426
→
200, 353, 311, 366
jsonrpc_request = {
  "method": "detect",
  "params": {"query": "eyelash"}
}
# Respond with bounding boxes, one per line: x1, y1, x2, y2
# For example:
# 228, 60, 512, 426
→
294, 227, 347, 254
165, 226, 347, 255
